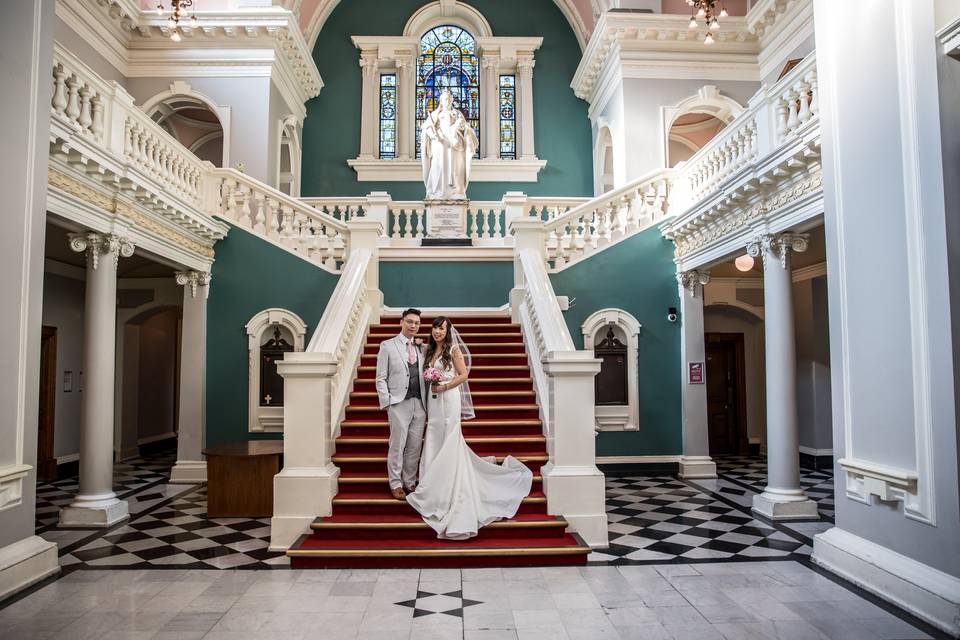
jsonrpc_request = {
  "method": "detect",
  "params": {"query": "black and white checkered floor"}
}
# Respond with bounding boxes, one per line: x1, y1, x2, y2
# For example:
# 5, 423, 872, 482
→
40, 452, 834, 571
35, 450, 176, 531
715, 455, 835, 521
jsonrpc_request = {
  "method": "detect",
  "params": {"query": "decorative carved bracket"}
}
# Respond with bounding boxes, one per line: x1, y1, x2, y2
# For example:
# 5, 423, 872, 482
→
746, 231, 808, 269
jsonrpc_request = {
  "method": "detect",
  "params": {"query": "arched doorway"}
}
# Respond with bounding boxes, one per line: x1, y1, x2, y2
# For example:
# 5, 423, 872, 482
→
594, 125, 614, 196
147, 95, 226, 167
668, 113, 727, 168
278, 118, 301, 197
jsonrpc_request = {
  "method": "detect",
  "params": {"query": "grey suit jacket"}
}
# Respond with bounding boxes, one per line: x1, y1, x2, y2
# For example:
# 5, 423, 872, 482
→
374, 334, 427, 409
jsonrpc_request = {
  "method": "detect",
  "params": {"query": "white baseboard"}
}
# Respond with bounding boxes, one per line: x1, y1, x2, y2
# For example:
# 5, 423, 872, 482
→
55, 453, 79, 465
169, 460, 207, 484
812, 527, 960, 637
0, 536, 58, 602
596, 455, 682, 465
138, 432, 176, 446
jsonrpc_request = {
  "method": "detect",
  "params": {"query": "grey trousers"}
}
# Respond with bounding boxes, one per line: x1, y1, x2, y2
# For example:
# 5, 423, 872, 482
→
386, 397, 426, 490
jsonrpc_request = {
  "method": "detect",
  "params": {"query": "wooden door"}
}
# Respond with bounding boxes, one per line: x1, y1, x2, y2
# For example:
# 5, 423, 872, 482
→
705, 333, 748, 455
37, 326, 57, 482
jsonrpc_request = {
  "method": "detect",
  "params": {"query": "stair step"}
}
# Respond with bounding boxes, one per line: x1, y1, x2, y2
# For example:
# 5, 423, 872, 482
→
367, 332, 523, 340
372, 323, 520, 331
340, 419, 541, 428
350, 391, 535, 398
378, 316, 513, 324
346, 404, 540, 414
338, 475, 543, 484
332, 454, 548, 465
353, 377, 533, 386
337, 436, 545, 446
333, 494, 546, 506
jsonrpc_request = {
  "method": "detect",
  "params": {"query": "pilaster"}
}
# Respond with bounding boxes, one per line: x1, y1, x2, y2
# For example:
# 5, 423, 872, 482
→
676, 269, 716, 479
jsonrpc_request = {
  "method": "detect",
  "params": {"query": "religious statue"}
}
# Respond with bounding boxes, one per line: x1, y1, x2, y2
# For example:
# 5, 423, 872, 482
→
421, 90, 478, 201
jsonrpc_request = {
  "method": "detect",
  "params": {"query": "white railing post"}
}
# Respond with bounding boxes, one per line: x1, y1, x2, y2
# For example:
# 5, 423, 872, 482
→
502, 191, 528, 245
106, 82, 133, 158
509, 218, 547, 322
270, 354, 340, 551
541, 352, 606, 547
364, 191, 392, 236
748, 88, 775, 158
347, 219, 384, 323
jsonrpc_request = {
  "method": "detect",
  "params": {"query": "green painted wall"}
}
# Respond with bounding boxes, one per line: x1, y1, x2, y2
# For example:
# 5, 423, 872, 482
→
549, 228, 682, 457
303, 0, 592, 200
206, 226, 340, 446
380, 261, 513, 307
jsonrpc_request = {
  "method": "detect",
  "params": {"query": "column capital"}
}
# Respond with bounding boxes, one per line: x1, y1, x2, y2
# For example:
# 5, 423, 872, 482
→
175, 270, 212, 299
394, 54, 413, 69
746, 232, 809, 269
677, 269, 711, 296
482, 55, 500, 70
517, 56, 536, 72
68, 232, 134, 270
359, 55, 380, 74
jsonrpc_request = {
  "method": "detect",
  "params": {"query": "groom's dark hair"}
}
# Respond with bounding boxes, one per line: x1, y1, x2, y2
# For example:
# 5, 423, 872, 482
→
401, 308, 421, 320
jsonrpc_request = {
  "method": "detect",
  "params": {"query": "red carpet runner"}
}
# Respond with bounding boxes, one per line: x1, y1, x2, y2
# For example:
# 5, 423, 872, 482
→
287, 314, 591, 568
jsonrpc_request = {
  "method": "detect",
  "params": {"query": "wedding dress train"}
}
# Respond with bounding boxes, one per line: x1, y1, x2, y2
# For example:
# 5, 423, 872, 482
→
406, 364, 533, 540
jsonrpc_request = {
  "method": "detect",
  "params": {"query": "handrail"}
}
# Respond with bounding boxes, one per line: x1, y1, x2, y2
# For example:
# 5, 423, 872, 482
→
209, 169, 349, 272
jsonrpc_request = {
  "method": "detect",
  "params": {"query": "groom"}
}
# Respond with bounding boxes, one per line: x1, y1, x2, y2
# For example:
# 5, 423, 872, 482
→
375, 308, 428, 500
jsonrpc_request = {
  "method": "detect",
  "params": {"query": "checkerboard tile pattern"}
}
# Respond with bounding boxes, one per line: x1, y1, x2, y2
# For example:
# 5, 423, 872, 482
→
35, 450, 176, 531
394, 589, 483, 618
60, 486, 289, 570
715, 455, 835, 521
588, 476, 811, 564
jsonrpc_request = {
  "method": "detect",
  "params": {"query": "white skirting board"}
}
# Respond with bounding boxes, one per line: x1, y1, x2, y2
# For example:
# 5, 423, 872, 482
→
812, 527, 960, 637
0, 536, 59, 602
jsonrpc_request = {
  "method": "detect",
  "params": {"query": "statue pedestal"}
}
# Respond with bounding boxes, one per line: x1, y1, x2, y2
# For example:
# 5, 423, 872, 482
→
425, 200, 469, 239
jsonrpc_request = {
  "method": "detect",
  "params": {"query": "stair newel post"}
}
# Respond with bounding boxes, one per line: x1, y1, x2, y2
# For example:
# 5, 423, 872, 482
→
502, 191, 528, 246
346, 219, 384, 322
509, 218, 548, 323
541, 351, 608, 548
270, 354, 341, 551
364, 191, 392, 238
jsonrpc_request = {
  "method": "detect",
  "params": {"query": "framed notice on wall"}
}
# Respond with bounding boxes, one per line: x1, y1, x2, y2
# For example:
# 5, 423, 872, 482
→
688, 362, 704, 384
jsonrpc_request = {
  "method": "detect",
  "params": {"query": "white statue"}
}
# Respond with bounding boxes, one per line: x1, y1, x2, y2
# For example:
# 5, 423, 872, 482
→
421, 90, 478, 200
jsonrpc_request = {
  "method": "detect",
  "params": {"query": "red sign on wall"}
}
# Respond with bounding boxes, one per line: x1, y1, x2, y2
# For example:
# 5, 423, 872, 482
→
688, 362, 704, 384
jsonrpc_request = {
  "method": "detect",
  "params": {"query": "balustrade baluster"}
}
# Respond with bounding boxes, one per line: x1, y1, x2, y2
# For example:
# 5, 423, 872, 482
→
493, 209, 503, 238
65, 76, 80, 123
90, 96, 103, 138
52, 65, 68, 114
266, 199, 280, 238
280, 205, 294, 246
796, 80, 812, 124
775, 97, 789, 141
238, 185, 252, 227
78, 86, 92, 133
253, 193, 266, 233
807, 70, 819, 117
401, 210, 411, 239
552, 226, 568, 269
324, 224, 338, 270
412, 209, 423, 239
785, 88, 800, 134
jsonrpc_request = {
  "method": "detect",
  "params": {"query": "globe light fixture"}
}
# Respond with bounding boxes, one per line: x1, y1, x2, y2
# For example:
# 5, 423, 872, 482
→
685, 1, 727, 45
734, 254, 755, 272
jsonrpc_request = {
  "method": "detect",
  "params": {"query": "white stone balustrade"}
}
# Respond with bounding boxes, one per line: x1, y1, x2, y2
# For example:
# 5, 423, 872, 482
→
541, 172, 671, 271
769, 55, 819, 144
300, 198, 368, 222
210, 169, 350, 273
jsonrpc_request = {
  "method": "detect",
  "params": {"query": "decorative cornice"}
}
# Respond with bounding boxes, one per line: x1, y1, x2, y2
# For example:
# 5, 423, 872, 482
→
677, 269, 711, 295
49, 168, 217, 259
175, 270, 212, 298
68, 231, 135, 270
746, 232, 809, 269
572, 11, 759, 103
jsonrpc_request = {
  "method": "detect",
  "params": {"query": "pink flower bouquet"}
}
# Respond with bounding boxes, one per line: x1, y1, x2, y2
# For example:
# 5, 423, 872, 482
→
423, 367, 443, 398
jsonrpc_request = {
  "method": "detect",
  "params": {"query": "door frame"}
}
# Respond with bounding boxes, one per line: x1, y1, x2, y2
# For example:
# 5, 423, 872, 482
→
705, 332, 750, 455
37, 326, 57, 481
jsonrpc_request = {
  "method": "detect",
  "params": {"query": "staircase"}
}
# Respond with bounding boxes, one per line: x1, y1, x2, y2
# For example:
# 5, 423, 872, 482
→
286, 313, 592, 568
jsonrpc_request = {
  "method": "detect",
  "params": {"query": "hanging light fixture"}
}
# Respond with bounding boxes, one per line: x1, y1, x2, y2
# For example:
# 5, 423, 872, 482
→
685, 0, 727, 45
155, 0, 198, 41
734, 254, 755, 272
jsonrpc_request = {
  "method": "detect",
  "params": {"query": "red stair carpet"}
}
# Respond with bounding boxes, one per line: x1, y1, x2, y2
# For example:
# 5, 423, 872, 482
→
287, 314, 591, 568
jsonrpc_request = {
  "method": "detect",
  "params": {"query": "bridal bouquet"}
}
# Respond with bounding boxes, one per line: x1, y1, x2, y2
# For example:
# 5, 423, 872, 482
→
423, 367, 443, 399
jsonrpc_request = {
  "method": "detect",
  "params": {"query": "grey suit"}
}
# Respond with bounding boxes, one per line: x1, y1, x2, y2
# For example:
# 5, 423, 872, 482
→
375, 334, 427, 491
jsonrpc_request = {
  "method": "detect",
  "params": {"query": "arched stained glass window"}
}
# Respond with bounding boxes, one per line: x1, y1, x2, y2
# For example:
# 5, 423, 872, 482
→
416, 25, 480, 159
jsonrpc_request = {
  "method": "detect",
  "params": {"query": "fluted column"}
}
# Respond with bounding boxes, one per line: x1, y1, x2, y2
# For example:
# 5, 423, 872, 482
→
517, 56, 536, 160
747, 232, 818, 520
481, 56, 500, 159
395, 56, 414, 160
677, 269, 717, 478
358, 55, 379, 159
59, 232, 134, 528
170, 271, 210, 484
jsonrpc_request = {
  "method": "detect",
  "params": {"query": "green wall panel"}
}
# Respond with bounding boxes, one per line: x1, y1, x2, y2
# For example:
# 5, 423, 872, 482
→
302, 0, 592, 200
380, 261, 514, 308
206, 226, 340, 446
549, 228, 682, 457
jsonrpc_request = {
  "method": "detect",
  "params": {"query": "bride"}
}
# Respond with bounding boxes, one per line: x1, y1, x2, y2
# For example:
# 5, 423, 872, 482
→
406, 317, 533, 540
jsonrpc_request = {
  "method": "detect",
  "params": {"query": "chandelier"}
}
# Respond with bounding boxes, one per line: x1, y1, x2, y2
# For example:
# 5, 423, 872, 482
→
686, 0, 728, 45
155, 0, 198, 42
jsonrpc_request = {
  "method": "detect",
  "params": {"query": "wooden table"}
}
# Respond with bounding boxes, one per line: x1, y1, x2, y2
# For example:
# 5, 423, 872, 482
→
202, 441, 283, 517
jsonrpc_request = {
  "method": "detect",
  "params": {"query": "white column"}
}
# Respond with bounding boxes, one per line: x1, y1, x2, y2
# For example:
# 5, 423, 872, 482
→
677, 270, 717, 479
358, 55, 379, 159
170, 271, 210, 484
396, 56, 414, 160
59, 232, 134, 527
747, 232, 817, 520
482, 56, 500, 160
517, 56, 536, 160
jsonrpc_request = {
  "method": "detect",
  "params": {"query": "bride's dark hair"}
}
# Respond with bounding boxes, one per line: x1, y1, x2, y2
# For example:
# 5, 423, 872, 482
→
425, 316, 453, 369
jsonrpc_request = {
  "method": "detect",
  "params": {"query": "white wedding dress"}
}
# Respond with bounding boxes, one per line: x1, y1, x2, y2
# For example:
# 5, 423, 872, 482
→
406, 359, 533, 540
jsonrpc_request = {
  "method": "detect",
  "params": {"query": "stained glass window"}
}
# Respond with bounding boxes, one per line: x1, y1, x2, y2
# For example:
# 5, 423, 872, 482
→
416, 25, 480, 159
378, 74, 397, 159
499, 75, 516, 160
